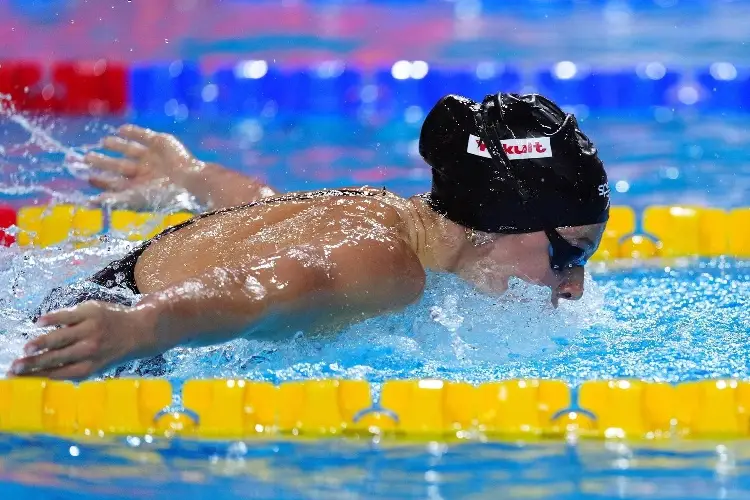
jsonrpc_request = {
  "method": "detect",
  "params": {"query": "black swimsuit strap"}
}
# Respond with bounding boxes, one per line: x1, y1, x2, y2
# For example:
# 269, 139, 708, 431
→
151, 187, 388, 243
89, 187, 388, 293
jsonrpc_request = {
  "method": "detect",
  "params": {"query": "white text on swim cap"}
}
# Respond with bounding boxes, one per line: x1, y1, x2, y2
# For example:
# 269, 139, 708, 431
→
467, 135, 553, 160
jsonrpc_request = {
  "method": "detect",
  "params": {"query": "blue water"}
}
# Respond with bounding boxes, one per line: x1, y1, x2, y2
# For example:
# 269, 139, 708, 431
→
1, 0, 750, 487
2, 111, 749, 212
3, 435, 750, 500
0, 107, 748, 498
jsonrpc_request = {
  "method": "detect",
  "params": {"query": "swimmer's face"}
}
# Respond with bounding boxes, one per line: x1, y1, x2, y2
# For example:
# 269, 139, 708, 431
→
456, 223, 606, 304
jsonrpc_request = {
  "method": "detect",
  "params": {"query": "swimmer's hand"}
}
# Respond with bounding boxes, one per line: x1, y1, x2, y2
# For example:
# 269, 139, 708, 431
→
84, 125, 201, 210
9, 302, 156, 381
85, 125, 276, 210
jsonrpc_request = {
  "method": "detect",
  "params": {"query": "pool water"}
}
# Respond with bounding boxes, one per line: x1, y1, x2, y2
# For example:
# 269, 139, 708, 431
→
0, 104, 748, 498
3, 0, 750, 488
0, 106, 748, 383
3, 435, 750, 500
2, 111, 749, 212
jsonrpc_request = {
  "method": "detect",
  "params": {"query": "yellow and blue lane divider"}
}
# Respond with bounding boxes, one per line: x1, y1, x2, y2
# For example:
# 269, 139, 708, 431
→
1, 378, 750, 441
2, 204, 750, 442
4, 203, 750, 259
11, 206, 194, 247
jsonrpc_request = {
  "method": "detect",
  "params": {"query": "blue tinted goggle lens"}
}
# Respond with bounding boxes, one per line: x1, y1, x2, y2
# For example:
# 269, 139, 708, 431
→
545, 228, 588, 271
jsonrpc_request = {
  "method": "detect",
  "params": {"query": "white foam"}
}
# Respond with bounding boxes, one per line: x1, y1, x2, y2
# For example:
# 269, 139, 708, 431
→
0, 240, 136, 376
164, 271, 614, 382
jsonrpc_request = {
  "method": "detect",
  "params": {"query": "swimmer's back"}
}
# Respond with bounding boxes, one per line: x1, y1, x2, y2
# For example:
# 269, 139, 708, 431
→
134, 187, 414, 293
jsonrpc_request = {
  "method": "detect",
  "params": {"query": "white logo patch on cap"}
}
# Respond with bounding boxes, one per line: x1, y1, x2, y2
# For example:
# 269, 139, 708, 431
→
467, 135, 553, 160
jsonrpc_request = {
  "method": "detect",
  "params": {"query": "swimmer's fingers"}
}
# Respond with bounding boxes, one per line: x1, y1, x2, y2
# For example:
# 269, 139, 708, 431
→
83, 153, 138, 177
10, 321, 93, 378
84, 152, 139, 177
22, 322, 82, 356
88, 173, 128, 192
118, 125, 159, 146
36, 306, 89, 328
84, 153, 142, 192
11, 336, 94, 378
12, 302, 137, 381
102, 136, 147, 160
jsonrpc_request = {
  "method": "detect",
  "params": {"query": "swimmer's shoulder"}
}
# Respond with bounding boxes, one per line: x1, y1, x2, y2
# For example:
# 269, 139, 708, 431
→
336, 187, 416, 234
234, 186, 416, 245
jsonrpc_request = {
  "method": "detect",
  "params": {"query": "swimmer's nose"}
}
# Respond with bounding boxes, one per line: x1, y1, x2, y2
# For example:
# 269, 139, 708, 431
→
555, 267, 584, 302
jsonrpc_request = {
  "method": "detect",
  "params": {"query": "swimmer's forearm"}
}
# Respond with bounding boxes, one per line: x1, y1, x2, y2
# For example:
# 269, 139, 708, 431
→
132, 262, 328, 355
134, 279, 267, 354
135, 292, 264, 356
129, 239, 424, 357
175, 160, 276, 209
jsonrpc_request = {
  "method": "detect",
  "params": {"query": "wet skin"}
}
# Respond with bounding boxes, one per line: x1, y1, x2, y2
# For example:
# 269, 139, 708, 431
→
9, 126, 605, 380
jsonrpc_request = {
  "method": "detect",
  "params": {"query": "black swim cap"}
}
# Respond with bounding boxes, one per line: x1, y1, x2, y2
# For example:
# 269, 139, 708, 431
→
419, 92, 610, 233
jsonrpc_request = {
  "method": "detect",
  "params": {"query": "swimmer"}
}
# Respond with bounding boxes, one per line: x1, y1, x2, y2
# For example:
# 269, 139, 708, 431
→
10, 92, 609, 380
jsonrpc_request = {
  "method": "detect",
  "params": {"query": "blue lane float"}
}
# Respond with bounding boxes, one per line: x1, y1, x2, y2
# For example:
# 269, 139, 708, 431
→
696, 64, 750, 111
126, 62, 750, 118
130, 61, 204, 117
373, 63, 522, 113
535, 64, 682, 110
202, 62, 364, 118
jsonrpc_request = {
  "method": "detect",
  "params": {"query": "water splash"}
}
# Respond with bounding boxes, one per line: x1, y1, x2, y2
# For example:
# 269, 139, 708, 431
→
0, 100, 619, 381
1, 99, 96, 168
0, 238, 136, 375
0, 103, 747, 385
0, 95, 200, 211
163, 271, 616, 383
0, 93, 111, 206
1, 203, 746, 386
160, 261, 750, 385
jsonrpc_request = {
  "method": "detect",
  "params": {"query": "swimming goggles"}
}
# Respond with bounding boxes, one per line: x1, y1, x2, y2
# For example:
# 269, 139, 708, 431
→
544, 228, 589, 271
478, 94, 589, 271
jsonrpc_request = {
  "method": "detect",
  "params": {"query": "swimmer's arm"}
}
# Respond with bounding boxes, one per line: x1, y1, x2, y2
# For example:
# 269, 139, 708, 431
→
176, 160, 277, 210
85, 125, 277, 210
134, 238, 426, 354
14, 236, 425, 379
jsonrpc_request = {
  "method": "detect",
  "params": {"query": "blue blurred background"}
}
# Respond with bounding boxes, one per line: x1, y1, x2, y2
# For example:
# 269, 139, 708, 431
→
0, 4, 749, 499
1, 0, 749, 214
